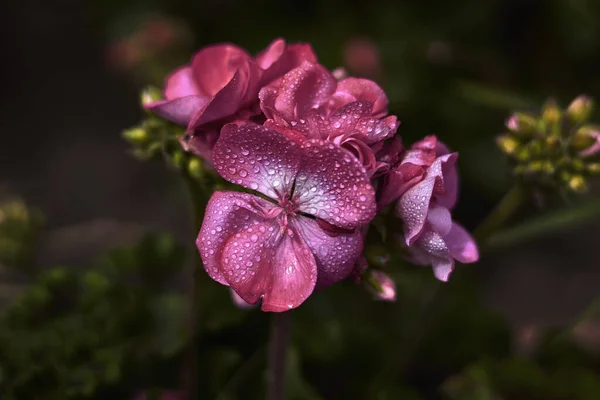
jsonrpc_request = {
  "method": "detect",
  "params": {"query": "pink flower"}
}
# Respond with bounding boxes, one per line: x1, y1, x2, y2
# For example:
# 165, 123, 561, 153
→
379, 136, 478, 281
259, 62, 399, 176
146, 38, 317, 160
197, 123, 376, 311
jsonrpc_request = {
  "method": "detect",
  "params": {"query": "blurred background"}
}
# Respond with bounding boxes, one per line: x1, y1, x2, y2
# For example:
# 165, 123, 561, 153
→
1, 0, 600, 399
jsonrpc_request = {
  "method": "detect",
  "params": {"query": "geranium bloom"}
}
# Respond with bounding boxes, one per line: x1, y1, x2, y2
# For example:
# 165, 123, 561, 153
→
145, 39, 316, 161
197, 123, 376, 311
379, 136, 478, 281
259, 62, 399, 176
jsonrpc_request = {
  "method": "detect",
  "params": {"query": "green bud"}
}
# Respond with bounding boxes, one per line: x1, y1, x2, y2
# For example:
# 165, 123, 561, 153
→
567, 95, 593, 123
587, 163, 600, 174
123, 127, 149, 144
171, 150, 185, 168
571, 126, 598, 151
188, 158, 204, 180
571, 159, 585, 172
515, 147, 531, 162
496, 135, 520, 156
141, 86, 163, 106
542, 99, 561, 124
568, 175, 587, 193
541, 160, 555, 175
506, 113, 537, 137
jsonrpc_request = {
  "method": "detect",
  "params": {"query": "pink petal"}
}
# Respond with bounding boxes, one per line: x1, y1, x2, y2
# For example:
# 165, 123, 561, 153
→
270, 61, 337, 121
212, 123, 302, 201
378, 162, 425, 208
444, 222, 479, 264
292, 216, 363, 288
423, 153, 458, 206
431, 257, 454, 282
189, 70, 248, 129
221, 222, 317, 312
329, 78, 389, 117
164, 66, 201, 99
145, 96, 210, 126
413, 228, 454, 281
255, 38, 286, 71
294, 140, 376, 229
435, 141, 459, 209
191, 44, 252, 97
230, 288, 256, 309
580, 130, 600, 157
197, 191, 280, 286
426, 205, 452, 236
342, 138, 378, 176
396, 177, 436, 245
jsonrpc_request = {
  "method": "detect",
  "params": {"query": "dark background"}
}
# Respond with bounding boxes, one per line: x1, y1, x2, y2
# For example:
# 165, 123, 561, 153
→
1, 0, 600, 399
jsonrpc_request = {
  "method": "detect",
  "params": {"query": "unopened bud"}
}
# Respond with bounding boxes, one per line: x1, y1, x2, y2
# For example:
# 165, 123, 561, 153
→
141, 86, 163, 106
542, 99, 561, 125
123, 127, 149, 144
171, 151, 185, 168
567, 95, 593, 123
571, 126, 598, 151
587, 163, 600, 174
496, 135, 520, 155
571, 159, 585, 172
568, 175, 587, 193
515, 147, 531, 162
365, 270, 396, 302
187, 158, 203, 180
506, 113, 537, 136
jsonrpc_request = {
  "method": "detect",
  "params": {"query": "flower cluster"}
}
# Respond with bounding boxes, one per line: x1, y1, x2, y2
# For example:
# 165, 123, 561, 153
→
497, 96, 600, 193
147, 38, 479, 311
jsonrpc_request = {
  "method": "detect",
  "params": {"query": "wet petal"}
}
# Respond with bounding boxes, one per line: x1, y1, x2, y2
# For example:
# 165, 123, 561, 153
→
425, 153, 458, 205
212, 123, 302, 201
396, 177, 435, 245
191, 44, 252, 96
413, 228, 454, 281
221, 224, 317, 312
145, 96, 210, 126
294, 140, 376, 229
292, 216, 363, 288
378, 162, 425, 208
255, 38, 286, 71
330, 78, 389, 117
267, 61, 337, 121
427, 205, 452, 236
197, 191, 280, 285
230, 288, 257, 309
435, 141, 459, 209
444, 222, 479, 264
189, 70, 249, 128
164, 66, 201, 99
342, 138, 377, 176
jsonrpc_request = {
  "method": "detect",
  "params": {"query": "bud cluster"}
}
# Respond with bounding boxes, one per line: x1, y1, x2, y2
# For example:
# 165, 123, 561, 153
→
497, 95, 600, 193
123, 87, 205, 181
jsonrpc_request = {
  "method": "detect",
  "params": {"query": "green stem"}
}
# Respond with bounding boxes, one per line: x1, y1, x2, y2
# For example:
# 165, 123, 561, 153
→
267, 311, 292, 400
181, 172, 207, 400
474, 184, 527, 245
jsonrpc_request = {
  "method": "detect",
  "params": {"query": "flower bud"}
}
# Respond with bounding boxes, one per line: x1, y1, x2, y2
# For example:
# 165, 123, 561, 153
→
571, 126, 598, 151
568, 175, 587, 193
587, 163, 600, 175
171, 150, 186, 168
542, 99, 561, 125
365, 270, 396, 302
187, 158, 203, 180
567, 95, 593, 123
496, 135, 520, 156
141, 86, 163, 106
123, 127, 149, 144
505, 113, 537, 137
